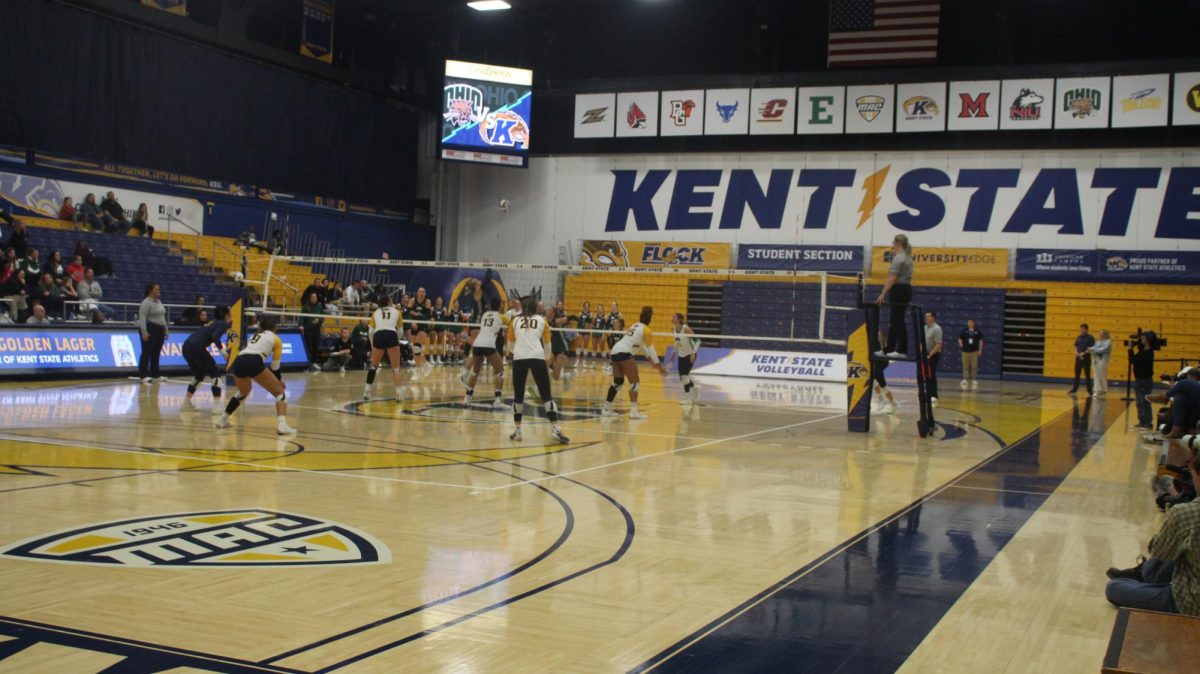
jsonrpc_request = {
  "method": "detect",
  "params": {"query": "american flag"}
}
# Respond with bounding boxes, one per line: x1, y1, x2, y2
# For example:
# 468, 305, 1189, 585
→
828, 0, 941, 68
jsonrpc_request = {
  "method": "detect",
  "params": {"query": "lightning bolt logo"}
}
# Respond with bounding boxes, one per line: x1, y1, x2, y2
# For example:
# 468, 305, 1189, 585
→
856, 165, 891, 229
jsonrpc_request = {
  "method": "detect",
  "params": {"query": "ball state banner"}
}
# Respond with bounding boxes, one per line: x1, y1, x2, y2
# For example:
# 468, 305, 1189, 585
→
1015, 249, 1200, 283
301, 0, 334, 64
441, 60, 533, 168
0, 327, 308, 376
579, 241, 733, 269
684, 347, 847, 383
870, 246, 1008, 281
737, 244, 863, 272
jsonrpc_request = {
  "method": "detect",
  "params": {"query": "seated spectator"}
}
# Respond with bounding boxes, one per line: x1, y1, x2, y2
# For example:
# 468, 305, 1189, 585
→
178, 295, 206, 325
1106, 454, 1200, 616
100, 191, 130, 234
76, 268, 114, 320
66, 255, 85, 284
0, 259, 12, 286
322, 328, 355, 372
25, 303, 51, 325
130, 203, 154, 238
301, 277, 326, 307
1149, 369, 1200, 441
59, 197, 83, 226
79, 193, 111, 232
18, 249, 41, 289
32, 272, 63, 317
46, 250, 68, 282
0, 307, 11, 324
271, 229, 285, 254
74, 240, 113, 278
343, 279, 363, 307
6, 220, 27, 258
325, 281, 344, 315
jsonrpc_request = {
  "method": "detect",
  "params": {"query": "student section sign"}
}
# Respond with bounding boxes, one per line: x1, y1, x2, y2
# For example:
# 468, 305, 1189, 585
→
1015, 249, 1200, 283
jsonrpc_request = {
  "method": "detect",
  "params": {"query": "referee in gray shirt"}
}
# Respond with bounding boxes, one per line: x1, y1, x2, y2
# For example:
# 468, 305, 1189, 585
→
138, 282, 168, 383
875, 234, 914, 357
924, 310, 943, 405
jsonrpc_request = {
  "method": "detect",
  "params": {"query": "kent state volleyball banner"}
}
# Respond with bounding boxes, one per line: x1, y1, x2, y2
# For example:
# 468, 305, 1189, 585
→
0, 327, 308, 376
737, 244, 863, 272
1015, 249, 1200, 283
870, 247, 1008, 281
685, 348, 847, 383
578, 240, 733, 269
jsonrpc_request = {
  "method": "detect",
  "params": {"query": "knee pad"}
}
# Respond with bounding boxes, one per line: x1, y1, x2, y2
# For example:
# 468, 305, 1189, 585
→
392, 367, 402, 374
630, 382, 640, 393
234, 391, 248, 401
275, 392, 286, 402
546, 400, 558, 413
680, 375, 691, 387
187, 384, 197, 394
612, 378, 625, 390
513, 402, 524, 414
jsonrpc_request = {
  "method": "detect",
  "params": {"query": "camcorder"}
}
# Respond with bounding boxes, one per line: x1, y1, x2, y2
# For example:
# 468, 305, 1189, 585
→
1124, 329, 1166, 351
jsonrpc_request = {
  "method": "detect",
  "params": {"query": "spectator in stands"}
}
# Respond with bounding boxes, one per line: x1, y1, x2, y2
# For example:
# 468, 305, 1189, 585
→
138, 283, 168, 383
0, 259, 11, 286
875, 234, 914, 358
924, 311, 943, 406
25, 304, 51, 325
325, 281, 344, 315
5, 220, 27, 258
1, 269, 27, 319
66, 255, 85, 284
343, 279, 363, 308
77, 268, 113, 321
1131, 333, 1157, 429
323, 328, 354, 372
271, 229, 284, 255
18, 249, 41, 288
46, 250, 67, 282
33, 272, 64, 317
301, 277, 325, 306
1089, 329, 1113, 397
59, 197, 83, 225
1105, 455, 1200, 617
0, 204, 11, 229
301, 292, 325, 372
130, 203, 154, 238
100, 191, 130, 234
74, 240, 113, 278
958, 318, 983, 390
1148, 370, 1200, 440
1069, 324, 1096, 396
80, 193, 111, 232
179, 295, 206, 326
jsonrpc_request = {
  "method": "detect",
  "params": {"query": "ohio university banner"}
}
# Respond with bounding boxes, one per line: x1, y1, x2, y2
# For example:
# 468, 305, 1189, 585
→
1015, 249, 1200, 283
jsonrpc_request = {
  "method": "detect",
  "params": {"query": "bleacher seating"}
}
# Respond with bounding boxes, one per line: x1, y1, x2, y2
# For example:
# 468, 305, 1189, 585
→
564, 272, 688, 330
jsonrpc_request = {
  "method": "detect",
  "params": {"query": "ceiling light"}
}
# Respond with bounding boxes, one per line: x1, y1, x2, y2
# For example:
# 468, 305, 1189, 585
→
468, 1, 511, 10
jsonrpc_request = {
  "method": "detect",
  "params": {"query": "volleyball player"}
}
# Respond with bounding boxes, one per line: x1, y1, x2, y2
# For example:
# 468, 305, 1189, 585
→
589, 299, 607, 368
602, 307, 667, 420
671, 312, 701, 403
502, 296, 521, 360
363, 295, 406, 401
548, 308, 573, 387
507, 295, 569, 444
215, 316, 296, 435
576, 301, 593, 366
407, 287, 431, 367
445, 298, 463, 365
431, 296, 447, 364
462, 296, 508, 408
180, 305, 231, 413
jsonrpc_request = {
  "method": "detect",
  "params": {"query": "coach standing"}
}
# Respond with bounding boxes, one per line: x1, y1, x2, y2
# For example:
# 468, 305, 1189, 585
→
875, 234, 914, 358
1070, 323, 1095, 396
959, 318, 983, 390
924, 311, 943, 406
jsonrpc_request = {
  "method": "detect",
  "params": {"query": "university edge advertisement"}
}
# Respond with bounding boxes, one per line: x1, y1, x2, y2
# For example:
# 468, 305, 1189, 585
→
454, 148, 1200, 266
0, 327, 309, 377
869, 247, 1008, 282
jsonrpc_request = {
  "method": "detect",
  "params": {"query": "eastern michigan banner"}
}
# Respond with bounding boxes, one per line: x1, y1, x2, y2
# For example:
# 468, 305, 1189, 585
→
579, 240, 732, 269
301, 0, 334, 64
140, 0, 187, 17
1015, 249, 1200, 284
870, 246, 1008, 282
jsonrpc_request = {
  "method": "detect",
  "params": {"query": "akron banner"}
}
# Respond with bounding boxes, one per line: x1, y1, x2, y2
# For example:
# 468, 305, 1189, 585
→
1015, 249, 1200, 283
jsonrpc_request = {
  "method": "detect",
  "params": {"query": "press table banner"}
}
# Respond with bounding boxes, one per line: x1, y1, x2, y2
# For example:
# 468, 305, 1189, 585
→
578, 240, 732, 269
679, 347, 847, 383
0, 327, 309, 376
301, 0, 334, 64
870, 247, 1009, 281
1015, 249, 1200, 283
737, 244, 863, 272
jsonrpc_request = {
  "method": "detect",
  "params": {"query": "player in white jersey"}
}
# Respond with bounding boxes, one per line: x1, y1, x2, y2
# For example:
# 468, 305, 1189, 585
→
363, 295, 407, 401
671, 312, 702, 403
602, 306, 667, 420
462, 296, 508, 408
215, 316, 296, 434
507, 295, 569, 444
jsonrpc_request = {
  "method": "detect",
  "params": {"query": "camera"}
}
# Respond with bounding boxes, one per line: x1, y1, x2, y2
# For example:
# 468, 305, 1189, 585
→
1125, 329, 1166, 351
1180, 435, 1200, 452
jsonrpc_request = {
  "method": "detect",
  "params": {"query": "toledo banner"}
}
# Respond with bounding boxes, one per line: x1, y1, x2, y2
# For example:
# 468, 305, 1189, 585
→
870, 246, 1008, 281
301, 0, 334, 64
579, 240, 732, 269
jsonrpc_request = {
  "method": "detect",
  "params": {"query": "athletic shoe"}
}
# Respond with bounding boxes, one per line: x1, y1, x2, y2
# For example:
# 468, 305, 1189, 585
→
971, 380, 978, 390
492, 399, 508, 410
1105, 556, 1146, 581
211, 404, 224, 416
339, 366, 346, 373
213, 416, 233, 429
141, 377, 152, 385
158, 376, 169, 382
885, 351, 906, 359
873, 350, 887, 357
277, 422, 297, 435
509, 428, 523, 441
458, 372, 471, 386
180, 399, 197, 412
462, 394, 473, 406
601, 407, 619, 417
960, 380, 968, 389
629, 410, 648, 420
930, 397, 938, 408
362, 386, 371, 401
552, 427, 570, 444
602, 365, 613, 375
885, 402, 898, 415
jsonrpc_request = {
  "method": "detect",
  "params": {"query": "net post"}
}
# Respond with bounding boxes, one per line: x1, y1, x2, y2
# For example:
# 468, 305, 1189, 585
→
818, 271, 828, 342
263, 253, 275, 311
846, 304, 875, 433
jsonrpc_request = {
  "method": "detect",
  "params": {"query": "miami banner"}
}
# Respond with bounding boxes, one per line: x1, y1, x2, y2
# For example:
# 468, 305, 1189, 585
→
301, 0, 334, 64
578, 240, 733, 269
140, 0, 187, 17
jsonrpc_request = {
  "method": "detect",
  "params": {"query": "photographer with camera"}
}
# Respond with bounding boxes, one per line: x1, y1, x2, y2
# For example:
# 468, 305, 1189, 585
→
1149, 368, 1200, 441
1130, 332, 1157, 429
1105, 453, 1200, 616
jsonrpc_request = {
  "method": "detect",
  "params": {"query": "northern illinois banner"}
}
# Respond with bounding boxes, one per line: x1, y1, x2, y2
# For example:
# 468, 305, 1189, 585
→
301, 0, 334, 64
140, 0, 187, 17
579, 240, 733, 269
870, 246, 1008, 282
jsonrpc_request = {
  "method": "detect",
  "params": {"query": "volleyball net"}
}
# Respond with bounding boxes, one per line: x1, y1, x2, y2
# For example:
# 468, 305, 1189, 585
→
254, 255, 861, 351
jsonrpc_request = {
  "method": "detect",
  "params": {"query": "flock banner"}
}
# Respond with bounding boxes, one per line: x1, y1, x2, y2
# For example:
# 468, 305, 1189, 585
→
578, 241, 733, 269
1014, 249, 1200, 284
870, 247, 1009, 282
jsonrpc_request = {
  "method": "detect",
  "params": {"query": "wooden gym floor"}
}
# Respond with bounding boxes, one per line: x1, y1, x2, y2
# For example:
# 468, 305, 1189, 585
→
0, 363, 1161, 673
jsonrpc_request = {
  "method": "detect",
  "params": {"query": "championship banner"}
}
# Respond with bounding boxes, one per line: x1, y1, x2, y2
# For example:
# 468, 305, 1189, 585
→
301, 0, 334, 64
1015, 249, 1200, 283
870, 247, 1008, 281
737, 244, 863, 272
578, 240, 732, 269
140, 0, 187, 17
688, 348, 846, 383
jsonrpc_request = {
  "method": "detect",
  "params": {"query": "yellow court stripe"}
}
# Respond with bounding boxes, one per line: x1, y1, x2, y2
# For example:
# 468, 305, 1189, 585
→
304, 534, 348, 552
46, 534, 122, 554
220, 553, 298, 562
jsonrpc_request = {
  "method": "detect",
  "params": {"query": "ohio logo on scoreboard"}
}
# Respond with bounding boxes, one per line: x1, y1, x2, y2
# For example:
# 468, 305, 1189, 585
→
0, 510, 391, 568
